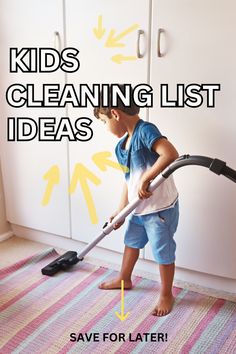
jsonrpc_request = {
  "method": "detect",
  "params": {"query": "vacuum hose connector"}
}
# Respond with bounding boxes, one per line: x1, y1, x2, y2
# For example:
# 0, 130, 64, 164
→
162, 155, 236, 183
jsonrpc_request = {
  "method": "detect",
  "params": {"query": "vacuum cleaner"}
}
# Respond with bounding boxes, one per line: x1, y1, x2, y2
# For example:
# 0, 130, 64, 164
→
41, 154, 236, 276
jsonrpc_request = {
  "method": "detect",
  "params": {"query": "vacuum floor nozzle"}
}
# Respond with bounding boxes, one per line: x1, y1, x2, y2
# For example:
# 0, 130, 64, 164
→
41, 251, 79, 276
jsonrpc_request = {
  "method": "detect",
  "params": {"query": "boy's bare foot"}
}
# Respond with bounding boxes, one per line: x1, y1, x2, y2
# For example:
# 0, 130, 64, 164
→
152, 294, 174, 316
99, 278, 132, 290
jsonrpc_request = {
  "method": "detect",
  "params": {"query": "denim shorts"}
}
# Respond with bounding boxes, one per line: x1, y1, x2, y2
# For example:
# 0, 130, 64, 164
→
124, 200, 179, 264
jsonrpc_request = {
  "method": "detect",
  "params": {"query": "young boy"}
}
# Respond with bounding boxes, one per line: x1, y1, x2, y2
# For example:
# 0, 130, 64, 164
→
94, 87, 179, 317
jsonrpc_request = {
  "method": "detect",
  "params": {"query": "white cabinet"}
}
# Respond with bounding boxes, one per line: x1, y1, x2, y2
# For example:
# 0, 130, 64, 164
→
145, 0, 236, 278
65, 0, 151, 252
0, 0, 71, 237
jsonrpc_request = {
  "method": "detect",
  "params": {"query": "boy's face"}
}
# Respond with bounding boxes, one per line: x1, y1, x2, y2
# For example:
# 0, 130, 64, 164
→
99, 111, 127, 138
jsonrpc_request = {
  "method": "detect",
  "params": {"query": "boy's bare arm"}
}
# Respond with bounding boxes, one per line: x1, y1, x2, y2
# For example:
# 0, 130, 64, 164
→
118, 181, 129, 211
138, 138, 179, 199
110, 182, 128, 229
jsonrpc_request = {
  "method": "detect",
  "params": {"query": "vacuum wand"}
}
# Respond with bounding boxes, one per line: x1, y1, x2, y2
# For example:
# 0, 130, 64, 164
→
41, 174, 166, 276
41, 154, 236, 276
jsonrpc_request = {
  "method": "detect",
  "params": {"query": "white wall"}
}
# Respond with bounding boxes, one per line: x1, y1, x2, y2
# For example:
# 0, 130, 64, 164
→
0, 161, 11, 236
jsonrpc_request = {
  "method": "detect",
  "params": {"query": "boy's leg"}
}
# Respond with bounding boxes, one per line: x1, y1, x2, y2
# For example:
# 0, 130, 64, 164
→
99, 246, 139, 289
143, 202, 179, 316
152, 263, 175, 316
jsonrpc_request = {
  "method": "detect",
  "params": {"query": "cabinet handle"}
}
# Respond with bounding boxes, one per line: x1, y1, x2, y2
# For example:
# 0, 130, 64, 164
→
157, 28, 165, 57
137, 29, 145, 58
54, 31, 61, 52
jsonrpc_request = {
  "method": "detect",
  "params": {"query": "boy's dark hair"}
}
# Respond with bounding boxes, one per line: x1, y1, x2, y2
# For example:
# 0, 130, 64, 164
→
94, 84, 140, 119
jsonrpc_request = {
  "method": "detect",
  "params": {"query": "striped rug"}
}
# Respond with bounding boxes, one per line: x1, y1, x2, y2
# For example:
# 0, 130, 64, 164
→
0, 248, 236, 354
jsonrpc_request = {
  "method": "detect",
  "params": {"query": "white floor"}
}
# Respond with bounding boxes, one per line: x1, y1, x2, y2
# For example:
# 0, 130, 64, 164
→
0, 236, 49, 267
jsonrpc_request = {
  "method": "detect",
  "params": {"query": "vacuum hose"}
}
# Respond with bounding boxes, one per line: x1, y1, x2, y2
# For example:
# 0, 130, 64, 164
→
162, 155, 236, 183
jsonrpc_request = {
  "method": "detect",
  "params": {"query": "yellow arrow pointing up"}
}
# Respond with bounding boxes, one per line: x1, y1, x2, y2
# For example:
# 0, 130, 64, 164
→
105, 23, 139, 47
69, 163, 101, 224
93, 15, 106, 40
41, 165, 60, 206
112, 54, 137, 64
92, 151, 129, 173
115, 280, 130, 321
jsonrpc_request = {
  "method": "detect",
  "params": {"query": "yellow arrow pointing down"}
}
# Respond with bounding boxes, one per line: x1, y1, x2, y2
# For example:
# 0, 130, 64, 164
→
93, 15, 106, 40
115, 280, 130, 321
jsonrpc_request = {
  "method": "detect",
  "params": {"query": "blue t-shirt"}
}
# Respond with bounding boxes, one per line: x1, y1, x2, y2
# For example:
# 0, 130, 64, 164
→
115, 119, 178, 214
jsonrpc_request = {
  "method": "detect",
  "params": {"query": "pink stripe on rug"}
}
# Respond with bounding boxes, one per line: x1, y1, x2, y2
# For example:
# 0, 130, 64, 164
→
32, 279, 117, 353
0, 249, 55, 280
181, 298, 225, 353
1, 267, 106, 352
58, 276, 143, 354
118, 288, 196, 353
208, 307, 236, 354
0, 271, 70, 328
20, 267, 119, 354
0, 277, 46, 312
0, 266, 50, 304
223, 329, 236, 354
75, 277, 160, 354
0, 255, 36, 279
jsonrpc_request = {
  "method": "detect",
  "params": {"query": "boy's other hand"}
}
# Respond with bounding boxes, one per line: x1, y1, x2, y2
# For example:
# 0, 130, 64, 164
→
109, 212, 125, 230
138, 178, 152, 199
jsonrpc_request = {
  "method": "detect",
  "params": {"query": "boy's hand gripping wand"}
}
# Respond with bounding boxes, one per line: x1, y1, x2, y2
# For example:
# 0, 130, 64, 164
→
41, 154, 236, 276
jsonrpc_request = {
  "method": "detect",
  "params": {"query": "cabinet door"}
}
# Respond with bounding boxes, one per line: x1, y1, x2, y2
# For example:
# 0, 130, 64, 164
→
65, 0, 150, 252
146, 0, 236, 278
0, 0, 71, 237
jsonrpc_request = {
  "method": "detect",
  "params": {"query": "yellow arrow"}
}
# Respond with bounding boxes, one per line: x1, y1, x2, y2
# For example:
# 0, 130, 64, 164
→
69, 163, 101, 224
105, 23, 139, 47
112, 54, 137, 64
41, 165, 60, 206
115, 280, 130, 321
93, 15, 106, 40
92, 151, 129, 173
